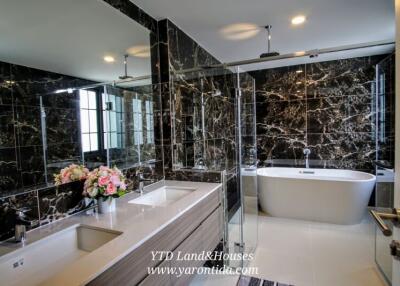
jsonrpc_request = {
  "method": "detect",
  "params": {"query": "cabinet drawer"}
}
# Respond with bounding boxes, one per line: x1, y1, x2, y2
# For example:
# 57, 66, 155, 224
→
202, 206, 223, 252
139, 260, 171, 286
171, 206, 223, 286
170, 225, 205, 286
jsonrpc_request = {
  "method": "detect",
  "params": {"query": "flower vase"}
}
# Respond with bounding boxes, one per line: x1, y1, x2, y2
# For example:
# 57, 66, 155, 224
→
97, 197, 116, 214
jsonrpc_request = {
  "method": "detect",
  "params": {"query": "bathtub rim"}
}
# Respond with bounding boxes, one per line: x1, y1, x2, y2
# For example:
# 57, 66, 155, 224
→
256, 167, 376, 183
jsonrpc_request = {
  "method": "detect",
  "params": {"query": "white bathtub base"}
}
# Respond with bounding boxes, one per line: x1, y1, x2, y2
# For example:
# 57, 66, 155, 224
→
257, 168, 376, 225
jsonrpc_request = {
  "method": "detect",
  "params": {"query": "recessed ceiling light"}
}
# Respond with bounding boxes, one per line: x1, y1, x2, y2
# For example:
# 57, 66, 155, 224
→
291, 15, 306, 25
103, 56, 115, 63
220, 23, 260, 40
296, 81, 302, 85
126, 45, 151, 58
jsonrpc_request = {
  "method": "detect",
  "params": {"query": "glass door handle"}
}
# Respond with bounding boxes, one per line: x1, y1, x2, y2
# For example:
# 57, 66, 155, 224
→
369, 208, 400, 236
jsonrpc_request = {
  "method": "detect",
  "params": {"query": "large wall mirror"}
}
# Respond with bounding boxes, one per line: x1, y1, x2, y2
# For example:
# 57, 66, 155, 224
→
0, 0, 159, 196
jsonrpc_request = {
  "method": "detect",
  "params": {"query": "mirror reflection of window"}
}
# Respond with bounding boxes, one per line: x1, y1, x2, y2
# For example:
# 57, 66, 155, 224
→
79, 89, 99, 152
79, 88, 155, 165
102, 94, 125, 149
145, 99, 154, 144
132, 96, 143, 145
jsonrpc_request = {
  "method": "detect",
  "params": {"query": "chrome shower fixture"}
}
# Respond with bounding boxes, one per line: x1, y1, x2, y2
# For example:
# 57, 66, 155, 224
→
308, 49, 319, 58
119, 54, 133, 80
260, 25, 280, 58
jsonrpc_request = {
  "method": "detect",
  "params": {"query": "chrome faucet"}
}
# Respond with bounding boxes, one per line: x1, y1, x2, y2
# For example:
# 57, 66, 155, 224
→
303, 148, 311, 169
14, 208, 37, 243
194, 157, 207, 170
136, 170, 153, 195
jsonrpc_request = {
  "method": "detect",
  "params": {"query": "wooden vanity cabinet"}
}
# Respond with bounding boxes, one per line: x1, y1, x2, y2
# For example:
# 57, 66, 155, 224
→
88, 188, 222, 286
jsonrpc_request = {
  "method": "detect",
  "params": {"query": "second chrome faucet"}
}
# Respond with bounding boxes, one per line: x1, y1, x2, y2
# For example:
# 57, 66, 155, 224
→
303, 148, 311, 169
136, 170, 153, 195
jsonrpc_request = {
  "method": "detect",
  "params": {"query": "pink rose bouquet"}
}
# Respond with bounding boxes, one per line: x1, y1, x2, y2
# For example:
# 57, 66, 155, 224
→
83, 166, 127, 199
54, 164, 89, 186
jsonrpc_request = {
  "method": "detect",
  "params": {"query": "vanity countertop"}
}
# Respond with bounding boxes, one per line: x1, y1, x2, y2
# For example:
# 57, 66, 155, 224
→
0, 180, 221, 286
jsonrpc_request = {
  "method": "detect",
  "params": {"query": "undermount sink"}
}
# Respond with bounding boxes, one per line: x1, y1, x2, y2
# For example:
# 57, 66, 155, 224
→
128, 186, 196, 206
0, 225, 121, 286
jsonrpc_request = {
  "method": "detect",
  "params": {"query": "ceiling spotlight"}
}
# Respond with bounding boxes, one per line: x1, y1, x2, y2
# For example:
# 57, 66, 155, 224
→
103, 56, 115, 63
291, 15, 306, 25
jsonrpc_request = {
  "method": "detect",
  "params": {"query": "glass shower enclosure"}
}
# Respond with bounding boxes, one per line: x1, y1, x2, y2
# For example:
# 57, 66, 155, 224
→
237, 71, 258, 266
374, 53, 395, 285
170, 67, 258, 269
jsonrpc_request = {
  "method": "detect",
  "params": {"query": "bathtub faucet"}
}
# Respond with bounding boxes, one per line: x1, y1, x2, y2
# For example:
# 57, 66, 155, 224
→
303, 148, 311, 168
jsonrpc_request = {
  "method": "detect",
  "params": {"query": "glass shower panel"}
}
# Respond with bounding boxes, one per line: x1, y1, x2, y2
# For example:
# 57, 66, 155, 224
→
171, 68, 237, 171
170, 66, 258, 269
224, 68, 258, 268
171, 73, 204, 169
374, 54, 395, 285
238, 71, 258, 261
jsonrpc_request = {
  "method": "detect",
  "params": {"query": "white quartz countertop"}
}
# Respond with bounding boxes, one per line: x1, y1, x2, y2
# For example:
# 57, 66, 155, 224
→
0, 180, 221, 286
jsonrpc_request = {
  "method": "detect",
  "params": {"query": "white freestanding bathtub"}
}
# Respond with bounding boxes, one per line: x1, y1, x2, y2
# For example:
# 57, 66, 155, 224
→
257, 167, 376, 225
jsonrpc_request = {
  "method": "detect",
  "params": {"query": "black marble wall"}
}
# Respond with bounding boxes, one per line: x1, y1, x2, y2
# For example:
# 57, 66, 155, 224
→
172, 72, 237, 171
0, 180, 88, 241
251, 55, 389, 173
102, 0, 157, 34
155, 21, 252, 241
157, 19, 239, 178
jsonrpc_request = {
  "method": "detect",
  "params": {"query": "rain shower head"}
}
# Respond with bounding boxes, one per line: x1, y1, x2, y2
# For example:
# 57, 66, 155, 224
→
260, 25, 280, 58
119, 54, 134, 80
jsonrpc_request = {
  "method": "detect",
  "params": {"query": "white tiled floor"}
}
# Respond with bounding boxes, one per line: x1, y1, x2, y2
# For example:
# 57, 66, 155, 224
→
249, 212, 387, 286
190, 270, 239, 286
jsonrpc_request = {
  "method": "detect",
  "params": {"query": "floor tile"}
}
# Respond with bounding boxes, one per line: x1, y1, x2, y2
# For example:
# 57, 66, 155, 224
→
249, 213, 387, 286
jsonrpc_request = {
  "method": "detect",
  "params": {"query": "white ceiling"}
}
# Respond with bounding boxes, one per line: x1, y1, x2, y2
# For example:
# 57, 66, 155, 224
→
132, 0, 395, 69
0, 0, 152, 83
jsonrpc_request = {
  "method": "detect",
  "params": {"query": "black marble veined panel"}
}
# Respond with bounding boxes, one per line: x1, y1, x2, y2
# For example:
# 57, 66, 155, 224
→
0, 191, 39, 241
0, 105, 15, 148
256, 100, 306, 136
306, 56, 383, 98
0, 62, 13, 105
252, 64, 306, 102
257, 134, 306, 163
308, 132, 375, 171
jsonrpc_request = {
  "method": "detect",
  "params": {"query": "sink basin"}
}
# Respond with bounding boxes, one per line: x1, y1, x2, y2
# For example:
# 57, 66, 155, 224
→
129, 186, 196, 206
0, 225, 121, 286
